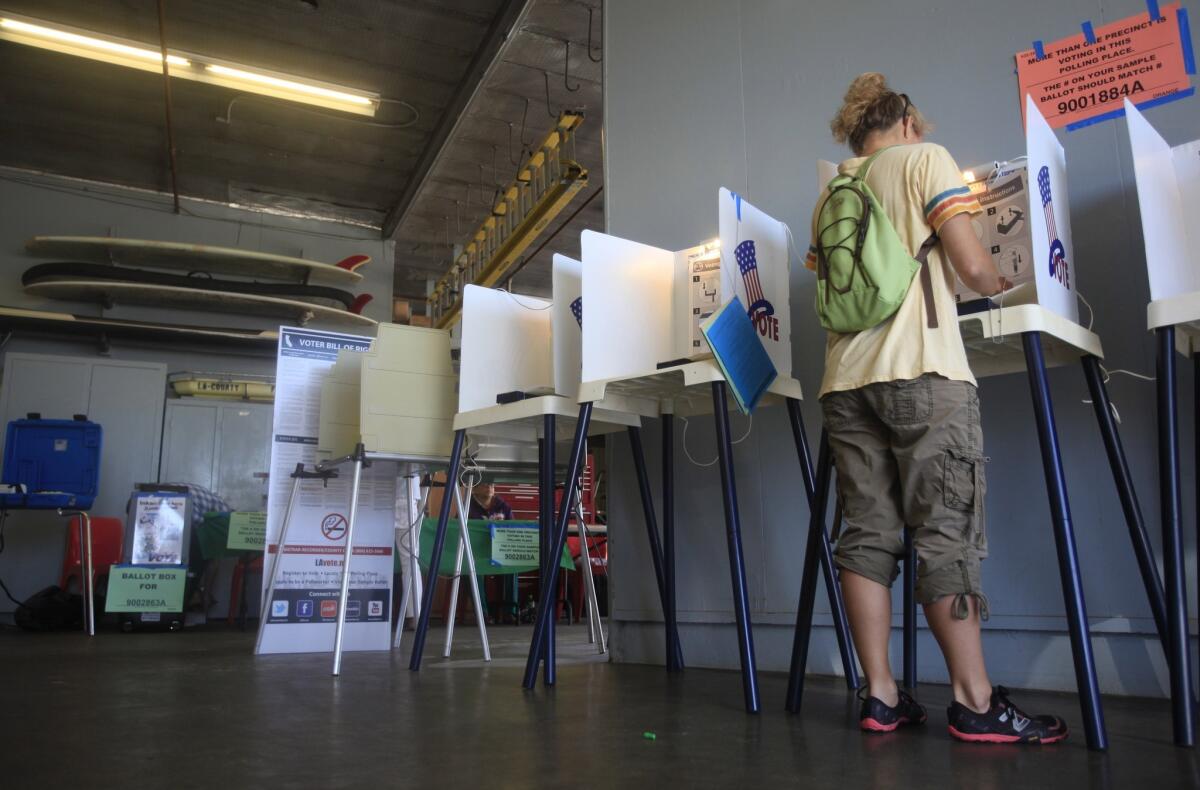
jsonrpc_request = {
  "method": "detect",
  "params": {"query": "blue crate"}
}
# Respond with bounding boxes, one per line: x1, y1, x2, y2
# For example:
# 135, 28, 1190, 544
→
1, 417, 102, 510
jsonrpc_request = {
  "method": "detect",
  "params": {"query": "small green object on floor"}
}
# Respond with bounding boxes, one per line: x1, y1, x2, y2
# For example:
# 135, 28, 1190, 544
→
642, 731, 656, 741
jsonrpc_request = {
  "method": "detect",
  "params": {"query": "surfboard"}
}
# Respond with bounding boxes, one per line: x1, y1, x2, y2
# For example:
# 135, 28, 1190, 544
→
23, 262, 369, 312
0, 306, 280, 351
24, 280, 377, 327
26, 236, 368, 284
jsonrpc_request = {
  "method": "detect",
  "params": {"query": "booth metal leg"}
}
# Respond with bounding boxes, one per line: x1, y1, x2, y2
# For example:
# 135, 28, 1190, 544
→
1157, 327, 1195, 746
255, 473, 303, 655
524, 403, 593, 688
541, 417, 556, 684
410, 430, 466, 671
443, 489, 466, 657
711, 382, 759, 713
902, 530, 917, 691
393, 483, 431, 651
446, 484, 490, 661
628, 425, 684, 670
662, 413, 681, 672
1080, 355, 1170, 651
785, 399, 859, 689
331, 444, 366, 677
1022, 333, 1107, 751
786, 431, 833, 713
575, 488, 607, 654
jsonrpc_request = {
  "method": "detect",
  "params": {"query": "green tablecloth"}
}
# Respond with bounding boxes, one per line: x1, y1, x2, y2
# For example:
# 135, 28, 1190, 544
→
399, 518, 573, 576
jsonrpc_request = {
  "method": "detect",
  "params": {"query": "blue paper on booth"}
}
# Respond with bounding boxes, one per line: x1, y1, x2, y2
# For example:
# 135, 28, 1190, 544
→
701, 296, 777, 415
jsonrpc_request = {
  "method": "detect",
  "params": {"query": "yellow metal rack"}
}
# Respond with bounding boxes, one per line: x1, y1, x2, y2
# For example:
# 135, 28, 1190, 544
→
428, 112, 587, 329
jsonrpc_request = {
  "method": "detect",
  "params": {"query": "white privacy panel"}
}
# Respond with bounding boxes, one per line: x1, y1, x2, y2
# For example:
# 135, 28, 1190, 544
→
718, 188, 793, 377
581, 230, 678, 384
458, 284, 552, 412
1126, 100, 1193, 300
551, 254, 584, 399
1025, 96, 1079, 323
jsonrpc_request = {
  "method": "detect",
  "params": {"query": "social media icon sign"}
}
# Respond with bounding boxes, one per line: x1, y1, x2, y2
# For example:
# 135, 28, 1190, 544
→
296, 600, 314, 618
271, 600, 288, 618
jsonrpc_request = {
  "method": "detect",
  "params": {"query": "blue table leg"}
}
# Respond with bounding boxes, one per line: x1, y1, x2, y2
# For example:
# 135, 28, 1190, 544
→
409, 429, 465, 671
523, 402, 593, 689
628, 425, 685, 670
1157, 327, 1195, 746
1081, 355, 1170, 653
786, 430, 832, 713
903, 529, 917, 691
1022, 332, 1107, 751
785, 397, 859, 689
711, 381, 759, 713
540, 416, 557, 685
662, 412, 682, 672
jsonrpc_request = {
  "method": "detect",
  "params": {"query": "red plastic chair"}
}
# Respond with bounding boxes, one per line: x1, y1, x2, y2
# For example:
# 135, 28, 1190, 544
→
228, 555, 264, 626
59, 516, 124, 594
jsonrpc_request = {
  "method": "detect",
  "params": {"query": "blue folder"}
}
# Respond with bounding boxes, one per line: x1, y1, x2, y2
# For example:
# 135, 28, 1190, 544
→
700, 295, 777, 414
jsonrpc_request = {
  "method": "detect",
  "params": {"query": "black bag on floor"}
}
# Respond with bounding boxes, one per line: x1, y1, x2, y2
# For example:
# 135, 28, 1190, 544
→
14, 585, 83, 632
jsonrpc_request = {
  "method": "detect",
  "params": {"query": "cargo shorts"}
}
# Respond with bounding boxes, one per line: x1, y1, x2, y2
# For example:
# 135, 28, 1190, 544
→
821, 374, 988, 617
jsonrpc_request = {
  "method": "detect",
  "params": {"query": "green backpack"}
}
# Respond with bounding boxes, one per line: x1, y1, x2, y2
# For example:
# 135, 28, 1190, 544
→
814, 148, 938, 334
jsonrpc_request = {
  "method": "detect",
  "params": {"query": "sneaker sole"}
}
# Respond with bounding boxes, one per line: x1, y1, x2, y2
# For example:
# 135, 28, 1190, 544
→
948, 725, 1068, 744
861, 715, 926, 733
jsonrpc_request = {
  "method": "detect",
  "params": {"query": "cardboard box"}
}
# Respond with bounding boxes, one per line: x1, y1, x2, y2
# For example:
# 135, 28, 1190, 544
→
956, 161, 1035, 303
392, 298, 412, 324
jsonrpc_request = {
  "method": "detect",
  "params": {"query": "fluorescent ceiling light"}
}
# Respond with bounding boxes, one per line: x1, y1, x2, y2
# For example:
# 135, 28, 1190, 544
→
0, 16, 189, 68
0, 10, 378, 116
205, 64, 374, 109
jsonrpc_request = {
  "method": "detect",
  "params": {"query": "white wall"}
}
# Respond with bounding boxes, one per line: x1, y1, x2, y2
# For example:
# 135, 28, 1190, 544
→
603, 0, 1199, 697
0, 168, 394, 614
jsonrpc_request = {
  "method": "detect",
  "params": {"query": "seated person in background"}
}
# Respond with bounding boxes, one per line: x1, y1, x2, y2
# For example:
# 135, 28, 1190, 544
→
468, 482, 512, 520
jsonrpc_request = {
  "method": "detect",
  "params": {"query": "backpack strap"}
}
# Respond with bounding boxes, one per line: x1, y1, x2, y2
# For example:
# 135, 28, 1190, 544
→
916, 234, 939, 329
853, 146, 895, 181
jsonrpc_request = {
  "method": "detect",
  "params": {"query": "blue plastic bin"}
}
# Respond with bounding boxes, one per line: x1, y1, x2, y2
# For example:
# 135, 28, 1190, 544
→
0, 417, 102, 510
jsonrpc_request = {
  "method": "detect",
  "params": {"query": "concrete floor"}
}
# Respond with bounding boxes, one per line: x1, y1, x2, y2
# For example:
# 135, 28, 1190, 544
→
1, 623, 1198, 788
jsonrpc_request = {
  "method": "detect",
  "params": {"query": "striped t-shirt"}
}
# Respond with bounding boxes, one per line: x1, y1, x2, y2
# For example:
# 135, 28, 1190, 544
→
807, 143, 983, 397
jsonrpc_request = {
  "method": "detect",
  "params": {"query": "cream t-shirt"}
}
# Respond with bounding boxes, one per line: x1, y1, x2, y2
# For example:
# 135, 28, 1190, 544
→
805, 143, 983, 397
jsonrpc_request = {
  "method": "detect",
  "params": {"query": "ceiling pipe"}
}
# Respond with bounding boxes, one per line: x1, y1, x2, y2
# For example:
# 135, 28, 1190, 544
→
155, 0, 181, 214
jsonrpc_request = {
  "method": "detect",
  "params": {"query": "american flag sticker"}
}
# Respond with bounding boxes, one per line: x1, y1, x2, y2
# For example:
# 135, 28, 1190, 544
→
569, 296, 582, 328
734, 239, 774, 319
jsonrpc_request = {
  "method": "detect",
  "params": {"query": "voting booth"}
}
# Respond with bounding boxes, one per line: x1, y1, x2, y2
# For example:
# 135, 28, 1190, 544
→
518, 190, 862, 714
407, 279, 639, 675
1124, 98, 1200, 745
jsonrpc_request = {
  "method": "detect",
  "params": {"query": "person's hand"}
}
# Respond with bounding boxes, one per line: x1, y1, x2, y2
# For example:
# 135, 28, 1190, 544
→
994, 276, 1013, 295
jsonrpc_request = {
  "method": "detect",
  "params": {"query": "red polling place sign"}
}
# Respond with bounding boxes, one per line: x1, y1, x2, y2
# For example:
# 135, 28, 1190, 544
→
1015, 2, 1196, 130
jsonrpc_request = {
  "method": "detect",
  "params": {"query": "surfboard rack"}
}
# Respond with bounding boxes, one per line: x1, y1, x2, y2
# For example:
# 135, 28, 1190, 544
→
26, 236, 367, 285
0, 306, 280, 354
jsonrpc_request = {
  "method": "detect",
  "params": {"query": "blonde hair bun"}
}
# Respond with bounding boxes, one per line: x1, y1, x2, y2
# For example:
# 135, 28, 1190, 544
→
830, 72, 930, 155
831, 73, 890, 144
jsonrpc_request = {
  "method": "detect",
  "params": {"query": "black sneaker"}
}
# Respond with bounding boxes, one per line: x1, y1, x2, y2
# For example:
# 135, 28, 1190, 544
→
860, 688, 928, 732
947, 686, 1068, 744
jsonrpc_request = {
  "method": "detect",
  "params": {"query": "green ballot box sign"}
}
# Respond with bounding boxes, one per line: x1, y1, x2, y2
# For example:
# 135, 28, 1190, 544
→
227, 511, 267, 551
105, 565, 186, 612
490, 526, 539, 567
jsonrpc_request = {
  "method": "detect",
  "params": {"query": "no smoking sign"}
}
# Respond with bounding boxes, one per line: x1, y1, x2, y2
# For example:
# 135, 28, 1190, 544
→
320, 513, 348, 540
